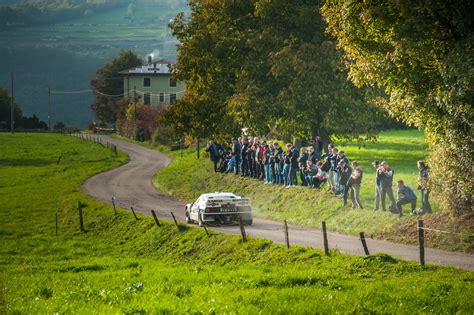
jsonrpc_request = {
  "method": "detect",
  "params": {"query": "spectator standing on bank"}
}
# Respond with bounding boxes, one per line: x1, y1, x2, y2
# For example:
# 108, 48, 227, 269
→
232, 138, 241, 175
289, 145, 299, 187
205, 139, 221, 173
417, 160, 432, 214
273, 142, 284, 184
337, 161, 352, 207
240, 137, 249, 176
396, 180, 417, 217
378, 161, 397, 211
269, 141, 277, 184
263, 144, 272, 184
372, 160, 382, 211
349, 161, 363, 209
283, 144, 292, 186
298, 147, 309, 186
327, 147, 339, 192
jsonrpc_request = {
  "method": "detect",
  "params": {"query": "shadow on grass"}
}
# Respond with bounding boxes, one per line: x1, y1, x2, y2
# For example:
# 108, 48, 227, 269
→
0, 158, 54, 167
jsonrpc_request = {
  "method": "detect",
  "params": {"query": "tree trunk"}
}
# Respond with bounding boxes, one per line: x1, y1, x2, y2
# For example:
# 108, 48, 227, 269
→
312, 126, 331, 153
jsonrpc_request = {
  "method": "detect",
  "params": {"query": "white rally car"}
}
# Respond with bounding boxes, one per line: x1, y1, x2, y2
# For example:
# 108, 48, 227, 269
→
185, 192, 253, 226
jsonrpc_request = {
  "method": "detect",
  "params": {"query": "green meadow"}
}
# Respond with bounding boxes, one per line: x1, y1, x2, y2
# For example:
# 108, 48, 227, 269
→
1, 133, 473, 313
154, 130, 473, 252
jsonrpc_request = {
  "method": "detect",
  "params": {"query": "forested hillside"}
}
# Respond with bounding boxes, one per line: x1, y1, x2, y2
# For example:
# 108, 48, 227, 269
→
0, 0, 187, 127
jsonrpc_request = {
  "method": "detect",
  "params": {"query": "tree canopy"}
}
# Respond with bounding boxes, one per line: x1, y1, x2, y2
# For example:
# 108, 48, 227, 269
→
164, 0, 391, 143
322, 0, 473, 214
90, 49, 142, 124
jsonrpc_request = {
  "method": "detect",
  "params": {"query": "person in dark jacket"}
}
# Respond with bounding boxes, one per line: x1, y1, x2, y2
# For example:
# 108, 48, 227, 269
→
349, 161, 363, 209
372, 160, 382, 211
378, 161, 397, 211
205, 139, 221, 172
307, 146, 317, 165
337, 161, 352, 207
298, 147, 309, 186
231, 138, 241, 175
417, 160, 432, 214
396, 180, 417, 217
283, 143, 292, 186
240, 137, 249, 177
288, 145, 299, 186
273, 142, 284, 184
304, 160, 318, 187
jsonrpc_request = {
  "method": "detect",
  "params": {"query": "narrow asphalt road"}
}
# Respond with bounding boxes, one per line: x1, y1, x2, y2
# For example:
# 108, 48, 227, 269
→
83, 134, 474, 271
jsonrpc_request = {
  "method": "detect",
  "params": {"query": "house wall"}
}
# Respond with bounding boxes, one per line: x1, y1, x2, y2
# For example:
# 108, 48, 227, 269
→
122, 75, 185, 109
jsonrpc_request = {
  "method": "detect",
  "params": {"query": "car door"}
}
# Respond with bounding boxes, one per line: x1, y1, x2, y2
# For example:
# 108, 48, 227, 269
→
190, 197, 201, 221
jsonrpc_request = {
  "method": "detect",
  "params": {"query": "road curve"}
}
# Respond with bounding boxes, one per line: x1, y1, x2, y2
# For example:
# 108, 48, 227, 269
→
83, 134, 474, 271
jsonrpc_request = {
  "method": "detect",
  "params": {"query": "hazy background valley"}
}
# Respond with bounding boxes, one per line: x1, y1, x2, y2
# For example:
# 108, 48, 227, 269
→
0, 0, 188, 127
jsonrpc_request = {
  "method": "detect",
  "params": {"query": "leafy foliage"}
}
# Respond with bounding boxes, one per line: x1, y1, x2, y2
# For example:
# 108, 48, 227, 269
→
0, 87, 48, 130
90, 50, 142, 124
164, 0, 392, 143
322, 0, 473, 214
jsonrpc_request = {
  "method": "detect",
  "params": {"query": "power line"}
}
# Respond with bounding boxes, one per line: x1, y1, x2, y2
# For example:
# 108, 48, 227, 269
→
50, 89, 186, 98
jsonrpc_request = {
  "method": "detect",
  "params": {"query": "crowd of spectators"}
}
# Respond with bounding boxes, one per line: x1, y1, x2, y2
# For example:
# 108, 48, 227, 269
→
205, 137, 432, 216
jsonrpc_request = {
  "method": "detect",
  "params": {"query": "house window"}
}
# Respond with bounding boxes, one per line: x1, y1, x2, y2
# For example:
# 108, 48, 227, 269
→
170, 93, 176, 104
159, 93, 164, 102
144, 78, 151, 87
144, 93, 151, 105
169, 78, 177, 87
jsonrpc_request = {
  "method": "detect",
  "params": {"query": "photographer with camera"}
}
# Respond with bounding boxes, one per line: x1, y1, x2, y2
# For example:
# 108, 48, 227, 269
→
396, 180, 417, 216
337, 161, 352, 207
240, 137, 249, 177
377, 161, 397, 212
205, 139, 223, 173
304, 160, 318, 188
372, 160, 382, 211
298, 147, 309, 186
349, 161, 363, 209
417, 160, 432, 214
272, 142, 284, 184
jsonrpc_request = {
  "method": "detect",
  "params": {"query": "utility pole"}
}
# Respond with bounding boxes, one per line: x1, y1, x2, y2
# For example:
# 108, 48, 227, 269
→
10, 72, 14, 133
133, 85, 137, 140
48, 86, 52, 132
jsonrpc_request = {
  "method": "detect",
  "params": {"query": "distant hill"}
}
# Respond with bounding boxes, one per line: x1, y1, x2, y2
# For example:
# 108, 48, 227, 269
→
0, 0, 188, 127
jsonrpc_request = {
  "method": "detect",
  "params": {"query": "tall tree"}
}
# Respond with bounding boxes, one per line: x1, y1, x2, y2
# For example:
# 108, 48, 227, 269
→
166, 0, 387, 144
322, 0, 473, 214
0, 87, 22, 130
166, 1, 254, 140
232, 0, 385, 143
91, 49, 142, 124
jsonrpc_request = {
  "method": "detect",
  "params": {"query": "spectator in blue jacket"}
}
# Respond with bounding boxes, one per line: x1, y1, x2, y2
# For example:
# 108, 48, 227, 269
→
205, 139, 222, 173
396, 180, 417, 217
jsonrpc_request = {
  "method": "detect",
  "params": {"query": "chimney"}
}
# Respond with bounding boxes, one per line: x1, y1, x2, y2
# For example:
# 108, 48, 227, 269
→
148, 55, 152, 64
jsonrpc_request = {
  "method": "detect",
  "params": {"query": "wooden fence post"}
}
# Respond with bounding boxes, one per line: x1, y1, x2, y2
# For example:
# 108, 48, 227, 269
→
111, 197, 117, 216
151, 210, 161, 227
170, 212, 179, 229
130, 207, 139, 220
418, 220, 425, 266
283, 220, 289, 249
359, 232, 370, 255
113, 145, 118, 156
239, 216, 247, 242
322, 221, 329, 256
78, 201, 84, 232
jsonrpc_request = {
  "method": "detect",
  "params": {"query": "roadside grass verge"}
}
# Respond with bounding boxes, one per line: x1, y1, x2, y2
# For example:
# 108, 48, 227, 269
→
1, 133, 473, 313
154, 130, 473, 252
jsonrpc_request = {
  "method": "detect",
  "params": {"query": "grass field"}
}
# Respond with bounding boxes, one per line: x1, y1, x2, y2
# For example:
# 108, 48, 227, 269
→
1, 132, 473, 313
154, 130, 473, 252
